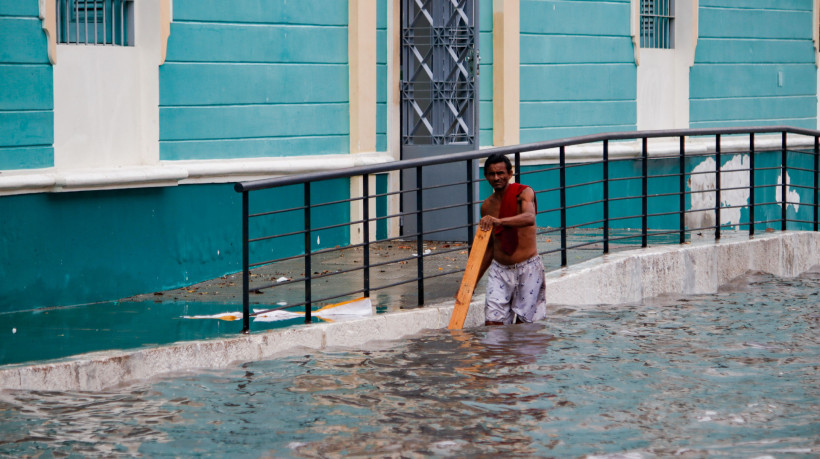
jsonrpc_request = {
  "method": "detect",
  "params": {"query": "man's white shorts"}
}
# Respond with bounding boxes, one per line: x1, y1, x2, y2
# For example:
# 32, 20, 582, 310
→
485, 255, 547, 324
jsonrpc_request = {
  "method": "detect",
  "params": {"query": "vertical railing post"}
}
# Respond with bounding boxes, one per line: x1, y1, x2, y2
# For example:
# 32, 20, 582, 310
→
603, 140, 609, 254
467, 159, 475, 247
749, 133, 755, 236
514, 152, 521, 184
560, 146, 567, 266
304, 182, 312, 323
242, 191, 250, 334
362, 174, 370, 298
642, 137, 648, 248
814, 135, 819, 232
416, 166, 424, 305
781, 131, 788, 231
715, 134, 721, 240
679, 135, 686, 244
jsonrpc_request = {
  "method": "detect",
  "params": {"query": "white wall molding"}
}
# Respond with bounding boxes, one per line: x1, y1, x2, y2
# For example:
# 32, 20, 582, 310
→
0, 153, 395, 196
177, 152, 395, 184
0, 132, 813, 195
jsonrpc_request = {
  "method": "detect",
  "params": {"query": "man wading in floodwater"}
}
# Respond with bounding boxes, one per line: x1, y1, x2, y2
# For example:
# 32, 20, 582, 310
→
477, 153, 547, 325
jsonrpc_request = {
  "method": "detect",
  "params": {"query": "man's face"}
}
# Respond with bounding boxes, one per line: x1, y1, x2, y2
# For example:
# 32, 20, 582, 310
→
484, 162, 511, 191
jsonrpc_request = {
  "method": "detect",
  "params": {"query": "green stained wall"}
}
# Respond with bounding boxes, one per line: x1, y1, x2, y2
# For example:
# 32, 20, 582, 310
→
519, 0, 636, 143
0, 0, 54, 169
0, 181, 350, 313
691, 0, 816, 128
159, 0, 350, 160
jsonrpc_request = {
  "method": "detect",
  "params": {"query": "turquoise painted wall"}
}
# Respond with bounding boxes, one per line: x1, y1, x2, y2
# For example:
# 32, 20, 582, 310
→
0, 181, 350, 313
519, 0, 636, 143
691, 0, 816, 129
159, 0, 350, 161
0, 0, 54, 169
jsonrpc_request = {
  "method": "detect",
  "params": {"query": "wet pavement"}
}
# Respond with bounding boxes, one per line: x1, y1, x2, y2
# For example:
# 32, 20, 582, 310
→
123, 228, 664, 311
1, 228, 690, 367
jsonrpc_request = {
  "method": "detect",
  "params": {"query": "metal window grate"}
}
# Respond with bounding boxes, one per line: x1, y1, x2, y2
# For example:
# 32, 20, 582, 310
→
401, 0, 477, 145
56, 0, 133, 46
641, 0, 674, 49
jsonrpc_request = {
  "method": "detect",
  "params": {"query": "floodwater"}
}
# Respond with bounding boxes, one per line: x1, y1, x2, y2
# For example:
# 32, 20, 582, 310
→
1, 271, 818, 457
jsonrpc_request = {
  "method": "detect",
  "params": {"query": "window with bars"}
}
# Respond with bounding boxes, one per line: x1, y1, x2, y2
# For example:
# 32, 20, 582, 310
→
57, 0, 134, 46
640, 0, 674, 49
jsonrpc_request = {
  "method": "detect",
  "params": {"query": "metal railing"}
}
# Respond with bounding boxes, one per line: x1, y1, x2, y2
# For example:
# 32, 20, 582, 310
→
234, 126, 820, 333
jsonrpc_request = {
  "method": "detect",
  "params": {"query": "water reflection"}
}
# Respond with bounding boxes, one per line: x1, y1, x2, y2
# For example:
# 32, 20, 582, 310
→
0, 388, 184, 456
1, 271, 818, 457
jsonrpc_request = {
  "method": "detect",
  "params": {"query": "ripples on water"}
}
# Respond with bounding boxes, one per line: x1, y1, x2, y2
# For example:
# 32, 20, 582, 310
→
1, 271, 819, 457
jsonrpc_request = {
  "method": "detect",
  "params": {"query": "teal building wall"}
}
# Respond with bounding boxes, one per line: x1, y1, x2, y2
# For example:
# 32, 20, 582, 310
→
0, 0, 53, 169
159, 0, 350, 160
0, 180, 351, 313
691, 0, 816, 129
519, 0, 636, 143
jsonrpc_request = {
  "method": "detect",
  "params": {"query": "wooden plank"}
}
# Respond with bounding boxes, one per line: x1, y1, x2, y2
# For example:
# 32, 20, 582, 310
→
448, 227, 492, 329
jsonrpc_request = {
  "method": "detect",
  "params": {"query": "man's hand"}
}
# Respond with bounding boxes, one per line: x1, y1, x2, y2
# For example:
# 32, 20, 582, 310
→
479, 215, 501, 231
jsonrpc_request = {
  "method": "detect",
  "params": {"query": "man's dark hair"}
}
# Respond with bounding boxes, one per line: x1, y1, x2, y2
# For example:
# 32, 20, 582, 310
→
484, 153, 512, 175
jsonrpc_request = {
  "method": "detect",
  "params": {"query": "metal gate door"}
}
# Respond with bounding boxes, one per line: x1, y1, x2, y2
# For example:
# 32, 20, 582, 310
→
401, 0, 479, 242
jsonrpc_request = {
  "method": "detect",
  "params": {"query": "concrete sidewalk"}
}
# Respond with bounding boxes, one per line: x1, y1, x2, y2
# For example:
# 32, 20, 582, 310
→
0, 228, 652, 367
2, 231, 817, 391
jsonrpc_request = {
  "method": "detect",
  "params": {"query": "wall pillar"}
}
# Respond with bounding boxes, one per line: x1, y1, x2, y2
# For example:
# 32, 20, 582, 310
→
386, 0, 401, 237
493, 0, 520, 146
349, 0, 378, 244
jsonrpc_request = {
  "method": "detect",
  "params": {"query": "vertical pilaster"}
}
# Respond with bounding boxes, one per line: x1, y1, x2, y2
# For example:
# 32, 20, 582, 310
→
349, 0, 378, 244
387, 0, 402, 237
349, 0, 377, 154
160, 0, 172, 65
493, 0, 520, 147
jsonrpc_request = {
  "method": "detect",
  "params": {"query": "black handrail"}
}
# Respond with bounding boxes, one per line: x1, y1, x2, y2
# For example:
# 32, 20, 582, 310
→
235, 126, 820, 333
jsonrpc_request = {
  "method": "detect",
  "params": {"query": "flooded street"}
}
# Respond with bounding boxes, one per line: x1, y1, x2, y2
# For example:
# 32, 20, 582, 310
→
1, 271, 818, 457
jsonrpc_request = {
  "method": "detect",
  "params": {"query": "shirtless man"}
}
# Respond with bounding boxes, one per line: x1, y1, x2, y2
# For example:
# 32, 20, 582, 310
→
477, 153, 547, 325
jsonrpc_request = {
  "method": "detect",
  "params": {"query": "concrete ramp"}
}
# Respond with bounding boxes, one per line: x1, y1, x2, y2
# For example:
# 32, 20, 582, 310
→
1, 231, 817, 392
544, 231, 820, 306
